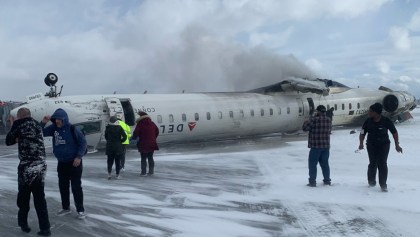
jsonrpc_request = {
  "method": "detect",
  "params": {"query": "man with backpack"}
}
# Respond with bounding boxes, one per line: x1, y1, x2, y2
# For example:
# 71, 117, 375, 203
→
41, 108, 87, 220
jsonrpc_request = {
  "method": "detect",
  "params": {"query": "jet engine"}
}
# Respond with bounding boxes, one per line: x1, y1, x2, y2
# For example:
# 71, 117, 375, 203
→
383, 94, 399, 113
381, 90, 416, 122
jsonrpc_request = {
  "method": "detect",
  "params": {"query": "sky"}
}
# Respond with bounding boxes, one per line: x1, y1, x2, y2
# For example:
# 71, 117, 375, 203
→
1, 0, 420, 101
1, 109, 420, 236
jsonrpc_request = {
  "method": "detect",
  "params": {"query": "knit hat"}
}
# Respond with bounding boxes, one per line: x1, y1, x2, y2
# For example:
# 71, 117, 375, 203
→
109, 116, 117, 123
138, 111, 148, 116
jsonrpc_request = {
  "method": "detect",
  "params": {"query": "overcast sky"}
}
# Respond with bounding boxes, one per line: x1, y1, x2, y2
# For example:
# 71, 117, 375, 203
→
1, 0, 420, 101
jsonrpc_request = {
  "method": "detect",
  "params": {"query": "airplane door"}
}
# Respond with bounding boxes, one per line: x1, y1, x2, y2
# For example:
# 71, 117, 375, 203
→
307, 98, 315, 115
104, 97, 125, 121
297, 98, 304, 116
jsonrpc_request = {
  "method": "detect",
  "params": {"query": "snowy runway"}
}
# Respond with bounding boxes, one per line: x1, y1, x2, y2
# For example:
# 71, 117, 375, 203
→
1, 110, 420, 236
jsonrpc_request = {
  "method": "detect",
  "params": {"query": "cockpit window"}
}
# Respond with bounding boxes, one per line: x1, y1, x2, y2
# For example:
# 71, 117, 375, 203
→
73, 121, 101, 135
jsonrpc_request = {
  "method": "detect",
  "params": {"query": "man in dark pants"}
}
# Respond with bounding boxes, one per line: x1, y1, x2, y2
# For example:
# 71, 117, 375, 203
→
359, 103, 402, 192
302, 105, 332, 187
41, 108, 87, 219
5, 107, 51, 236
132, 111, 159, 176
117, 117, 131, 171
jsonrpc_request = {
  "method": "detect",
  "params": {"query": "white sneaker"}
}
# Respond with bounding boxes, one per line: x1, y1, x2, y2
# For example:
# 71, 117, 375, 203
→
56, 209, 71, 216
121, 168, 125, 172
77, 212, 86, 220
116, 175, 121, 179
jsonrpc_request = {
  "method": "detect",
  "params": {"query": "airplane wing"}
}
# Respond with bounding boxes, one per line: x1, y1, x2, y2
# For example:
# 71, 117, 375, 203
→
249, 77, 331, 95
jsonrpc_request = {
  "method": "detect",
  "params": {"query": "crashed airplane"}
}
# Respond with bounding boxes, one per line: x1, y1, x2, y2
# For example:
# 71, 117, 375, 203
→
10, 73, 417, 150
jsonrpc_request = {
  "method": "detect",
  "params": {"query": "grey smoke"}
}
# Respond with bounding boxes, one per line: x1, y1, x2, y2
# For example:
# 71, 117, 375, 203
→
136, 26, 317, 93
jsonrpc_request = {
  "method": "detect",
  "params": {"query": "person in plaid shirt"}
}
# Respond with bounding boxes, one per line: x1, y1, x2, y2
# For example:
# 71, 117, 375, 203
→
302, 105, 332, 187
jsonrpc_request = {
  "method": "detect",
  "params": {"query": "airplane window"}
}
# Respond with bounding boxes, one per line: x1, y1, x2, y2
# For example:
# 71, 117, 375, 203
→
278, 108, 281, 115
157, 115, 162, 124
182, 113, 187, 122
250, 109, 254, 117
207, 112, 211, 120
73, 121, 101, 135
327, 105, 330, 110
260, 109, 265, 116
287, 107, 290, 114
334, 104, 338, 111
195, 113, 199, 121
299, 107, 303, 113
349, 103, 352, 110
218, 111, 222, 119
229, 111, 234, 118
169, 114, 174, 123
239, 110, 244, 117
269, 108, 273, 116
342, 104, 345, 110
357, 103, 360, 109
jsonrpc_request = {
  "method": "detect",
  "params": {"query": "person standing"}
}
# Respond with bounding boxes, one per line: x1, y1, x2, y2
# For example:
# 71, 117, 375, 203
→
326, 107, 334, 121
132, 111, 159, 176
5, 107, 51, 236
302, 105, 332, 187
117, 117, 131, 171
359, 103, 402, 192
41, 108, 87, 219
105, 116, 127, 179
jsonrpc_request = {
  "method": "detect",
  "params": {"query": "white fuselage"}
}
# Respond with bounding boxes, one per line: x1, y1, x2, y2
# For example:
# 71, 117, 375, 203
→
11, 87, 416, 149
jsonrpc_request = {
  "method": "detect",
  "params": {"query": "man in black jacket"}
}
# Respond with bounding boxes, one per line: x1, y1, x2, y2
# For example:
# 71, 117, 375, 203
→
359, 103, 403, 192
5, 107, 51, 236
105, 116, 127, 179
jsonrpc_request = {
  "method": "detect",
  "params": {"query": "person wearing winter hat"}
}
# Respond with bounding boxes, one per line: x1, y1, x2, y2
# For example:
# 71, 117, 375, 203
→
359, 102, 403, 192
105, 116, 127, 180
302, 105, 332, 187
132, 111, 159, 176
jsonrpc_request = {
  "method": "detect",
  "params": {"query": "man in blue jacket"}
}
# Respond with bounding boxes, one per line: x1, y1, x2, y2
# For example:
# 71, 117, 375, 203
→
41, 108, 87, 219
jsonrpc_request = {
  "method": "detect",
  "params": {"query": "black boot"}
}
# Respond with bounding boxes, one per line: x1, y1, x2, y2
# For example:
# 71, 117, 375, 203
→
37, 229, 51, 236
20, 225, 31, 233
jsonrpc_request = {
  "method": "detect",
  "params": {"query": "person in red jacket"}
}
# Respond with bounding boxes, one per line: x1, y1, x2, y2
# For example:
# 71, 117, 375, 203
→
132, 111, 159, 176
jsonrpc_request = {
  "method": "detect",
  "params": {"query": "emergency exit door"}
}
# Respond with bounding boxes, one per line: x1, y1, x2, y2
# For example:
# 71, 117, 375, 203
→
104, 97, 125, 121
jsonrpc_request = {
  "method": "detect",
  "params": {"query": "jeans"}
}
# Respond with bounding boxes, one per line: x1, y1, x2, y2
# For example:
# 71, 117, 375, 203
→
17, 178, 50, 231
140, 152, 154, 174
308, 148, 331, 184
57, 161, 84, 212
367, 143, 390, 187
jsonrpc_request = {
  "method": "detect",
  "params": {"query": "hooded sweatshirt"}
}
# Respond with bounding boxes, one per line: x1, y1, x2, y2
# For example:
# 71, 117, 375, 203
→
42, 108, 87, 162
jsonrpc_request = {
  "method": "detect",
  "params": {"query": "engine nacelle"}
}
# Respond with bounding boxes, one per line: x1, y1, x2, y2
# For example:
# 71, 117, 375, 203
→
383, 94, 399, 113
382, 91, 416, 117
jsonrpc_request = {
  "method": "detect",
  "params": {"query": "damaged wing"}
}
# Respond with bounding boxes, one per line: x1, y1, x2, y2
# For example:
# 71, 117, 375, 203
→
249, 77, 335, 95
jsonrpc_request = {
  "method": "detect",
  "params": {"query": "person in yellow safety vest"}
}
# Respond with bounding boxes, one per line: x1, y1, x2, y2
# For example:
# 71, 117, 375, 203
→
117, 118, 131, 171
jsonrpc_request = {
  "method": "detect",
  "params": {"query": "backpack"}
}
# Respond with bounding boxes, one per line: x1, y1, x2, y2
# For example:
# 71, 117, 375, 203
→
70, 125, 88, 155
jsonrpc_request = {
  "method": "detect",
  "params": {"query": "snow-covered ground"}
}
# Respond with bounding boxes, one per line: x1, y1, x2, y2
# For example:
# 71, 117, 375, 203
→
1, 109, 419, 237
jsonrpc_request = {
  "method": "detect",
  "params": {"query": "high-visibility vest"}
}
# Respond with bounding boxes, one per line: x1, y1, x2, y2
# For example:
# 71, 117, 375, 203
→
118, 120, 131, 144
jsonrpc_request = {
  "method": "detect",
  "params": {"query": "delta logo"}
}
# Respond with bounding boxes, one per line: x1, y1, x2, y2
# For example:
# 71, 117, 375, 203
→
188, 122, 197, 131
